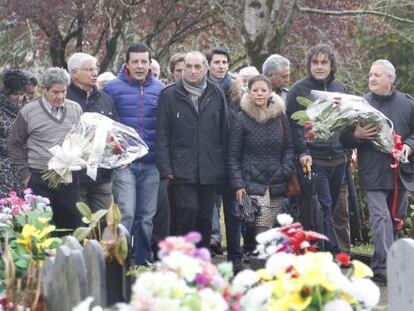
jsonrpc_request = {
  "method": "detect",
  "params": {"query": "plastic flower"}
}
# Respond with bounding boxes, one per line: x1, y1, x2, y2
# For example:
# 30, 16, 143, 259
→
336, 252, 351, 267
231, 269, 259, 291
277, 213, 293, 226
199, 288, 228, 311
323, 299, 353, 311
351, 260, 373, 279
348, 278, 380, 308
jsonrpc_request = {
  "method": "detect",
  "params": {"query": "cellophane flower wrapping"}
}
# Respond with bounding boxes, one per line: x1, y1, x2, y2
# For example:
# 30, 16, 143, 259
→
44, 112, 149, 186
291, 91, 395, 156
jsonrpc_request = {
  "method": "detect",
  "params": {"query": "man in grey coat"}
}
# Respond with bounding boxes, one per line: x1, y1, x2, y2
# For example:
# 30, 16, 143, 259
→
341, 59, 414, 285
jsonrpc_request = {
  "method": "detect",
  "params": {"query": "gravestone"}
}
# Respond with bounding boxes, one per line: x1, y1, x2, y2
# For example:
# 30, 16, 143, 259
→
43, 240, 107, 310
43, 245, 88, 311
83, 240, 107, 307
63, 235, 83, 251
387, 238, 414, 311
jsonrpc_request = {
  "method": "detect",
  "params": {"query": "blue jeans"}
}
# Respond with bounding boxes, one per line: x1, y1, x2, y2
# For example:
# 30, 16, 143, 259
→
112, 162, 160, 265
211, 196, 222, 243
313, 163, 346, 254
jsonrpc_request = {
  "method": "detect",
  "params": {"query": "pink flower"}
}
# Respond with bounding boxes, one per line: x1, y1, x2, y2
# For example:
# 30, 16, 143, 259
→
11, 207, 20, 216
185, 231, 202, 244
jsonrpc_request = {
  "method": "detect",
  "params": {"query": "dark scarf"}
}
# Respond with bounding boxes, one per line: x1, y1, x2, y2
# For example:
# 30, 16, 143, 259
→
207, 72, 232, 98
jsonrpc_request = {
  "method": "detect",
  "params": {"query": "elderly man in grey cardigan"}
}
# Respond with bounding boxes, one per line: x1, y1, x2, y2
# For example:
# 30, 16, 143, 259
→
8, 67, 83, 230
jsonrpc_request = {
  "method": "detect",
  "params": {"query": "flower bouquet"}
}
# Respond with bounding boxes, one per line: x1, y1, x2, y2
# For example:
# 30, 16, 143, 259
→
127, 232, 233, 311
232, 251, 380, 311
42, 112, 149, 188
290, 91, 404, 161
0, 189, 61, 310
254, 214, 329, 259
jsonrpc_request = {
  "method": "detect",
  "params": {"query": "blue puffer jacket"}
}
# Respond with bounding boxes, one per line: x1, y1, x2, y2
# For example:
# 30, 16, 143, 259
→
104, 64, 164, 163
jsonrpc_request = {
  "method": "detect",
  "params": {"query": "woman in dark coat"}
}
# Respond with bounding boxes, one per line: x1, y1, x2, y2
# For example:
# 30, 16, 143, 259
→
228, 74, 294, 237
0, 69, 29, 198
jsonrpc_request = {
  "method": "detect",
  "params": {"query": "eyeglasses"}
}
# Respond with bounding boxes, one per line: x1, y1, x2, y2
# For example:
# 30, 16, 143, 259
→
78, 67, 99, 72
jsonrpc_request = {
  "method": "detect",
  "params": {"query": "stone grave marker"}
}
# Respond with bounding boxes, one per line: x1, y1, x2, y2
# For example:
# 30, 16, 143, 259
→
387, 238, 414, 311
43, 245, 88, 311
83, 240, 107, 307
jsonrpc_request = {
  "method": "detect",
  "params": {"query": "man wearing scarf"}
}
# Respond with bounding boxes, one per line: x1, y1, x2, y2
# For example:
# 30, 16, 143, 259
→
156, 51, 228, 248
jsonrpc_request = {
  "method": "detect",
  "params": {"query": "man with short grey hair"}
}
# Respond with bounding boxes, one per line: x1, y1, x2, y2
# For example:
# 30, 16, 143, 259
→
341, 59, 414, 285
262, 54, 290, 101
156, 50, 228, 248
8, 67, 83, 230
66, 52, 118, 213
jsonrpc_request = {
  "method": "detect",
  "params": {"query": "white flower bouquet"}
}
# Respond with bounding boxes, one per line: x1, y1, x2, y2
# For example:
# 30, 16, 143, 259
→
42, 112, 148, 188
291, 91, 404, 161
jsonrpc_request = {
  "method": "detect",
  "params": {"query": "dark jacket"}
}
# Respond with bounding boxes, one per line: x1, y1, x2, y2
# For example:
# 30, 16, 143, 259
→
228, 93, 295, 197
66, 83, 118, 184
156, 78, 228, 185
104, 65, 164, 164
340, 90, 414, 191
0, 94, 24, 197
286, 74, 347, 161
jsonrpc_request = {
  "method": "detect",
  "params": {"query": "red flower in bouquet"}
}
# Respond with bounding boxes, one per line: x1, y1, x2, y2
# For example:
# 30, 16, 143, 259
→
336, 252, 351, 267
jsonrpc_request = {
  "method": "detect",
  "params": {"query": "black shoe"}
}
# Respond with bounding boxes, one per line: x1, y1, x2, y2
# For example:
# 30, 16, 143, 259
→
209, 241, 224, 255
372, 273, 387, 285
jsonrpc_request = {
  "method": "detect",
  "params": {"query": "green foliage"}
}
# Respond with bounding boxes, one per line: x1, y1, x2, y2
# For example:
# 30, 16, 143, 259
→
403, 204, 414, 238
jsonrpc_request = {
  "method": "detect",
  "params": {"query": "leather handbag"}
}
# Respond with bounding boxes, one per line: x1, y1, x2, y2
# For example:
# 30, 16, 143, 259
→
279, 117, 301, 198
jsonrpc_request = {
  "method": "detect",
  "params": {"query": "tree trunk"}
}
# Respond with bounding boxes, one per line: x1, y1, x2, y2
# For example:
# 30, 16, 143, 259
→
241, 0, 283, 68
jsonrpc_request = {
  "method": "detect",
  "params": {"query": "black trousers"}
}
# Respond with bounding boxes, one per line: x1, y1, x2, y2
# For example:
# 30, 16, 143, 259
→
29, 171, 80, 231
78, 181, 113, 212
152, 178, 171, 257
172, 183, 217, 248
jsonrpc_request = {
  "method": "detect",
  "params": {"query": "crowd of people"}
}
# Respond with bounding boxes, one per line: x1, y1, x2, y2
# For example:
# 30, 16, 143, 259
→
1, 42, 413, 285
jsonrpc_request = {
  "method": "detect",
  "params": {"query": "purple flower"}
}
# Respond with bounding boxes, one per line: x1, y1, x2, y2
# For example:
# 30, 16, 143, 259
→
195, 273, 209, 287
185, 231, 202, 244
23, 188, 33, 195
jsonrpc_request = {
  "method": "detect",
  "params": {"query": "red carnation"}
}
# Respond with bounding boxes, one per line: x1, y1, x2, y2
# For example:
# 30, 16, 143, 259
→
335, 252, 351, 267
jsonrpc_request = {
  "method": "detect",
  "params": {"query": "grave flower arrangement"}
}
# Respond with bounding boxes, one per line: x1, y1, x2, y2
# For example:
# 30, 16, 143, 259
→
127, 232, 234, 311
254, 213, 328, 259
290, 91, 405, 161
42, 112, 149, 188
0, 189, 61, 310
232, 251, 380, 311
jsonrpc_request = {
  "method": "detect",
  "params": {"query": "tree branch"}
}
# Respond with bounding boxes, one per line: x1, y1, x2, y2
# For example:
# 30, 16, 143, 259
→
298, 7, 414, 24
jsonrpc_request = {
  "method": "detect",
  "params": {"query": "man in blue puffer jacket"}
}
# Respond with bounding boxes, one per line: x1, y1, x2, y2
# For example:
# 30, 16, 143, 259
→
104, 42, 164, 266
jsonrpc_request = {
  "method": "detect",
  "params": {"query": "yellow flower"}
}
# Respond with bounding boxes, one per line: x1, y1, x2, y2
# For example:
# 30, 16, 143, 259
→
17, 224, 56, 252
268, 292, 312, 311
38, 225, 56, 239
38, 217, 50, 224
36, 238, 58, 250
352, 260, 373, 279
257, 269, 273, 281
17, 224, 36, 251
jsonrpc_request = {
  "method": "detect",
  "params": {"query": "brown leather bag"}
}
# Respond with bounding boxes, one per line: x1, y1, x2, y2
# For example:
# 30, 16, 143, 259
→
279, 117, 301, 198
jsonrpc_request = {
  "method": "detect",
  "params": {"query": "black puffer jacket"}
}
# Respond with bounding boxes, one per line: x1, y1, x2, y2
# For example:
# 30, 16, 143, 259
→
66, 83, 118, 184
228, 93, 294, 197
286, 74, 347, 160
156, 79, 229, 185
341, 90, 414, 191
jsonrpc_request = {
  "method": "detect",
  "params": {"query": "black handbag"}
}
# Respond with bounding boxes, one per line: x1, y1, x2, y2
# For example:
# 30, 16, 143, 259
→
235, 193, 261, 224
